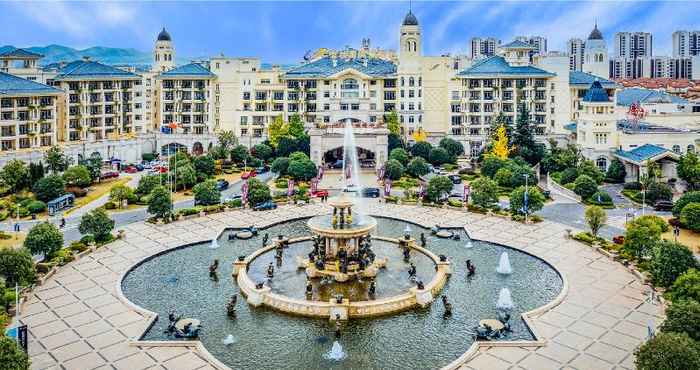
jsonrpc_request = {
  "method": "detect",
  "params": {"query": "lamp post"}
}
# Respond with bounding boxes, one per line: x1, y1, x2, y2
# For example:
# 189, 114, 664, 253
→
523, 173, 529, 224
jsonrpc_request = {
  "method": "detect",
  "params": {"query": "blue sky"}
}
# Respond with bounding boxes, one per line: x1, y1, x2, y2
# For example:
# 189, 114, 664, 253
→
2, 1, 698, 62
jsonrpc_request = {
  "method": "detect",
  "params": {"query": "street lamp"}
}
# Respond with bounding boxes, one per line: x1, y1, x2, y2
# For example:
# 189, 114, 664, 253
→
523, 173, 530, 224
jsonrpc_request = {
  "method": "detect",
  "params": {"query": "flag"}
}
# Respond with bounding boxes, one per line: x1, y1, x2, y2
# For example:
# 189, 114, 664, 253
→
318, 166, 324, 180
463, 184, 470, 203
523, 190, 529, 214
287, 179, 295, 197
242, 180, 249, 205
310, 178, 318, 194
378, 165, 385, 180
384, 179, 392, 196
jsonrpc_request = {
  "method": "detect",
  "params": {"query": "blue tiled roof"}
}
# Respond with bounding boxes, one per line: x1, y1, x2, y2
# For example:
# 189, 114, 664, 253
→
458, 56, 555, 77
569, 71, 616, 87
0, 72, 62, 96
500, 40, 535, 49
616, 88, 688, 106
284, 57, 396, 78
0, 48, 43, 59
54, 60, 140, 80
583, 80, 611, 102
615, 144, 672, 163
564, 122, 577, 132
159, 63, 215, 78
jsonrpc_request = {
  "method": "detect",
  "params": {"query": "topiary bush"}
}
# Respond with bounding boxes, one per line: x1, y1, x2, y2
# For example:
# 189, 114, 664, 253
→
588, 190, 613, 206
650, 240, 698, 287
27, 200, 47, 214
680, 202, 700, 232
660, 299, 700, 341
634, 332, 700, 370
573, 175, 598, 199
673, 191, 700, 217
665, 269, 700, 302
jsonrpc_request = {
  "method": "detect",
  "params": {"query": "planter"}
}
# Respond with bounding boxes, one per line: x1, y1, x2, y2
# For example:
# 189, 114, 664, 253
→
199, 211, 206, 217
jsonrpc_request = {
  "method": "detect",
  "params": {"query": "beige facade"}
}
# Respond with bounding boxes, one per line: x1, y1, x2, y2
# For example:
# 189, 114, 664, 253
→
0, 92, 61, 152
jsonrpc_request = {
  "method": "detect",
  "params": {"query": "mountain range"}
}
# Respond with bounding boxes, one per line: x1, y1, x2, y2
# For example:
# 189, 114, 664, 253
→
0, 44, 175, 66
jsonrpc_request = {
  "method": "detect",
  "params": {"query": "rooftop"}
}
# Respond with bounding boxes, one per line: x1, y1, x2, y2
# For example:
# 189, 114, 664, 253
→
583, 80, 611, 103
157, 28, 172, 42
284, 56, 396, 78
569, 71, 617, 88
0, 71, 63, 96
159, 63, 215, 78
499, 40, 535, 49
402, 11, 419, 26
54, 60, 141, 81
616, 87, 688, 106
0, 48, 43, 59
458, 56, 555, 77
588, 24, 604, 40
616, 119, 690, 134
614, 144, 675, 163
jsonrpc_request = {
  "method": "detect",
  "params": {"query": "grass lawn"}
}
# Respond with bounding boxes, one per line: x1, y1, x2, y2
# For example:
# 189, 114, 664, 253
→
660, 216, 700, 254
64, 176, 132, 215
0, 232, 26, 250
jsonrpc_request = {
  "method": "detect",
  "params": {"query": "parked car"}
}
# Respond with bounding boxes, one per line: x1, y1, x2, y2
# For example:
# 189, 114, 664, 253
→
343, 185, 360, 195
223, 194, 242, 203
216, 179, 230, 191
331, 160, 344, 169
362, 187, 380, 198
100, 171, 119, 180
254, 200, 277, 211
654, 200, 674, 211
313, 189, 329, 198
255, 166, 269, 174
242, 170, 257, 179
448, 175, 462, 184
124, 166, 138, 174
134, 164, 144, 171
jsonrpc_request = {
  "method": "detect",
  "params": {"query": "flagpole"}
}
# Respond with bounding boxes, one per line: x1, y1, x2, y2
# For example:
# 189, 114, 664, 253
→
524, 174, 529, 224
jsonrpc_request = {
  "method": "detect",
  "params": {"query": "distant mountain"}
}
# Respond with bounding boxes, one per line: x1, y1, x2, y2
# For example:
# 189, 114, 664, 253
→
0, 44, 162, 66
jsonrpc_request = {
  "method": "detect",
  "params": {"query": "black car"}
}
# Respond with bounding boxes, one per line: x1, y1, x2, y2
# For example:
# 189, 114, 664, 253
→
448, 175, 462, 184
362, 187, 380, 198
216, 179, 229, 191
254, 200, 278, 211
654, 200, 674, 211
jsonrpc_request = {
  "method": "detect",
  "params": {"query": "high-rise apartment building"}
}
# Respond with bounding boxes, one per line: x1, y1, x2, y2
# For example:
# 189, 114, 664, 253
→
567, 38, 585, 71
470, 37, 500, 60
673, 30, 700, 57
614, 32, 653, 59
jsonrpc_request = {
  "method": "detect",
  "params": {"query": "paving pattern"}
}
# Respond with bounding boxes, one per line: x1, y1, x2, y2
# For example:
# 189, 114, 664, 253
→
21, 202, 663, 370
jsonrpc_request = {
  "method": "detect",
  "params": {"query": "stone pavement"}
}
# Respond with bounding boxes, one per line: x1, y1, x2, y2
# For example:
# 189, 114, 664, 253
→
21, 202, 663, 370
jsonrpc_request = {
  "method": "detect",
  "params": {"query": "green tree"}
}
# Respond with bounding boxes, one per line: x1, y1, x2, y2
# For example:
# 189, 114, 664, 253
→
494, 167, 513, 187
470, 177, 499, 208
681, 202, 700, 232
1, 159, 30, 192
650, 240, 698, 287
79, 208, 115, 243
646, 182, 673, 204
28, 161, 45, 183
559, 167, 579, 185
428, 147, 451, 165
289, 152, 309, 162
384, 159, 405, 181
268, 115, 289, 148
230, 145, 250, 164
217, 130, 238, 153
573, 175, 598, 200
79, 152, 102, 182
660, 299, 700, 341
509, 186, 545, 215
489, 112, 512, 141
426, 176, 453, 203
541, 142, 581, 173
605, 159, 627, 183
135, 175, 160, 196
276, 136, 301, 157
148, 185, 172, 219
0, 248, 36, 286
287, 158, 317, 181
577, 160, 605, 184
287, 114, 305, 138
24, 222, 63, 258
271, 157, 290, 176
439, 137, 464, 158
193, 180, 221, 206
410, 141, 432, 160
44, 145, 70, 173
0, 336, 30, 370
511, 103, 543, 165
635, 332, 700, 370
673, 191, 700, 217
176, 164, 197, 189
62, 165, 92, 188
248, 177, 272, 205
389, 148, 409, 166
584, 205, 607, 237
193, 155, 216, 180
109, 184, 134, 208
32, 174, 65, 202
406, 157, 429, 178
208, 145, 228, 160
385, 110, 400, 136
388, 133, 403, 153
622, 216, 666, 260
666, 269, 700, 302
507, 163, 536, 188
678, 151, 700, 190
252, 143, 274, 161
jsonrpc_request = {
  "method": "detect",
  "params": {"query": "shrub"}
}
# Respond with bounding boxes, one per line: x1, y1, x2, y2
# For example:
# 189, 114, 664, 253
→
406, 157, 429, 178
507, 164, 536, 188
660, 299, 700, 341
428, 147, 451, 166
63, 165, 92, 188
1, 159, 30, 192
493, 167, 513, 187
227, 198, 243, 208
410, 141, 432, 160
673, 191, 700, 217
623, 215, 667, 260
384, 159, 405, 181
666, 269, 700, 302
646, 182, 673, 203
447, 198, 463, 207
559, 167, 579, 185
624, 181, 642, 190
605, 159, 627, 183
509, 186, 545, 215
270, 157, 290, 175
104, 201, 117, 210
389, 148, 409, 166
287, 158, 317, 181
110, 184, 135, 208
0, 248, 36, 286
0, 336, 30, 369
578, 160, 605, 184
585, 206, 607, 237
79, 208, 115, 243
681, 202, 700, 232
68, 241, 88, 253
24, 222, 63, 258
573, 175, 598, 199
193, 180, 221, 206
50, 248, 75, 265
135, 175, 160, 196
588, 190, 613, 206
439, 137, 464, 158
650, 240, 698, 287
27, 200, 47, 214
426, 176, 453, 203
32, 174, 66, 202
481, 157, 507, 178
248, 178, 272, 206
635, 332, 700, 370
470, 177, 499, 209
573, 232, 596, 245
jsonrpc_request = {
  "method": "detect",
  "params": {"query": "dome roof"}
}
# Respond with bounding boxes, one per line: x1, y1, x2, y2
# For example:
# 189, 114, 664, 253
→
403, 11, 419, 26
588, 23, 603, 40
157, 28, 171, 42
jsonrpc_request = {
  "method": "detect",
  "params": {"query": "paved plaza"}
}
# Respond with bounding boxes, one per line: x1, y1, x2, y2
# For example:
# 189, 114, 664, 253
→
21, 202, 663, 370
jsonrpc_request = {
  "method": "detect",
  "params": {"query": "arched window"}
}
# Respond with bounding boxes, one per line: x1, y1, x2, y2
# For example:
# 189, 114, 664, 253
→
673, 145, 681, 154
155, 54, 160, 61
688, 145, 695, 154
596, 157, 608, 172
340, 79, 359, 98
400, 77, 405, 86
418, 77, 422, 86
409, 77, 415, 87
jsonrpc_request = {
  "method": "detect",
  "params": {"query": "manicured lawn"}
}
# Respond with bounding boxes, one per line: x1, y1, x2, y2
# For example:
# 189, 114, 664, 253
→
0, 232, 26, 250
660, 216, 700, 254
65, 176, 132, 215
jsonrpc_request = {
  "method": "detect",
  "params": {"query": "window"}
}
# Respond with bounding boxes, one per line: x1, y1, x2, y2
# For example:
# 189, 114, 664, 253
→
409, 90, 415, 98
673, 145, 681, 154
323, 91, 330, 98
409, 77, 415, 87
273, 91, 284, 100
384, 91, 395, 100
323, 104, 330, 111
243, 92, 251, 100
340, 103, 349, 111
341, 79, 359, 98
351, 103, 360, 110
596, 157, 608, 172
688, 145, 695, 154
594, 133, 608, 144
370, 90, 376, 98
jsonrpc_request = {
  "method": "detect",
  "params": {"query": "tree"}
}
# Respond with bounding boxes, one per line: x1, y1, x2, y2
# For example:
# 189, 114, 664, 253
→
494, 167, 513, 187
62, 165, 92, 188
29, 161, 45, 183
289, 151, 310, 162
470, 177, 499, 208
646, 182, 673, 204
428, 147, 451, 166
208, 145, 228, 160
511, 103, 543, 165
271, 157, 290, 176
650, 240, 698, 287
635, 332, 700, 370
247, 177, 271, 205
217, 130, 238, 153
287, 158, 317, 181
426, 176, 453, 203
673, 191, 700, 217
24, 222, 63, 258
388, 133, 403, 153
577, 160, 605, 184
623, 216, 666, 260
148, 185, 172, 219
678, 151, 700, 190
287, 114, 305, 138
0, 248, 35, 286
0, 336, 29, 370
176, 164, 197, 189
79, 152, 102, 182
681, 203, 700, 232
79, 208, 115, 243
1, 159, 30, 192
410, 141, 432, 160
32, 174, 65, 202
230, 145, 250, 164
406, 157, 429, 178
509, 186, 545, 215
136, 175, 160, 196
252, 143, 274, 161
386, 110, 400, 136
559, 167, 580, 185
666, 269, 700, 302
488, 124, 513, 160
384, 159, 405, 181
109, 184, 134, 208
573, 175, 598, 200
606, 159, 627, 183
507, 163, 536, 188
193, 155, 216, 180
481, 157, 508, 178
268, 115, 289, 148
44, 145, 70, 173
585, 206, 607, 237
439, 138, 464, 158
193, 180, 220, 206
389, 148, 409, 166
489, 112, 512, 141
541, 143, 581, 173
660, 299, 700, 341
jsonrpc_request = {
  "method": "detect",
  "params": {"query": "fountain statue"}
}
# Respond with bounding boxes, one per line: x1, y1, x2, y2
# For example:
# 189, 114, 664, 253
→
496, 287, 514, 310
209, 239, 220, 249
465, 240, 474, 249
496, 252, 512, 275
324, 341, 346, 361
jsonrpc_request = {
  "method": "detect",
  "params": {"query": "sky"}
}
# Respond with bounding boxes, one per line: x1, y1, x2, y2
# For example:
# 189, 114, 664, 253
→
1, 1, 699, 63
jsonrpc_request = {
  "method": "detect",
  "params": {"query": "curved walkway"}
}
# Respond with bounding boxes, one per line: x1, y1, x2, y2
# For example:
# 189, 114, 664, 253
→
21, 203, 663, 370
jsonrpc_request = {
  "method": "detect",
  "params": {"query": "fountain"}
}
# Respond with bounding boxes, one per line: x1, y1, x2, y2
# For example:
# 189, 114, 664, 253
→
496, 287, 514, 310
209, 239, 220, 249
465, 240, 474, 249
324, 341, 346, 361
222, 334, 235, 345
496, 252, 512, 274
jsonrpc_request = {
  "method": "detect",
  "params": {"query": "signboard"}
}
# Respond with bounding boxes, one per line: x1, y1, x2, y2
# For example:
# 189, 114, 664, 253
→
287, 179, 295, 197
384, 179, 392, 196
242, 180, 249, 206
